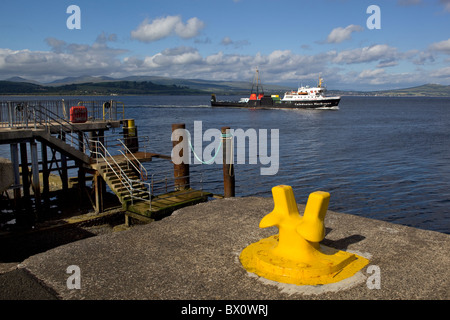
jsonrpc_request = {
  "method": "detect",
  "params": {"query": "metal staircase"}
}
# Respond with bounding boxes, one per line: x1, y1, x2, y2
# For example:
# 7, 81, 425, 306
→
90, 136, 211, 220
90, 138, 151, 207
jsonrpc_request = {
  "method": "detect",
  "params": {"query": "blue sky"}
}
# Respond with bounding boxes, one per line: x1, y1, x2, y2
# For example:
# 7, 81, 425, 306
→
1, 0, 449, 90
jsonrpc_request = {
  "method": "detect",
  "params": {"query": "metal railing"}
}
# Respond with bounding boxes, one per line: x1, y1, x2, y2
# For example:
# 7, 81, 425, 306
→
1, 99, 124, 128
91, 134, 150, 178
135, 169, 204, 212
117, 138, 148, 181
89, 135, 152, 207
0, 100, 77, 128
0, 101, 91, 154
90, 134, 205, 212
77, 100, 125, 121
90, 139, 134, 198
32, 104, 90, 152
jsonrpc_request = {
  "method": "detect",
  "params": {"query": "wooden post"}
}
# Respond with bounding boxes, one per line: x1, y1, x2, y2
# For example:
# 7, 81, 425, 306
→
124, 119, 139, 153
78, 131, 85, 153
60, 132, 68, 193
98, 130, 105, 154
20, 142, 30, 199
89, 131, 98, 158
41, 142, 49, 198
30, 140, 41, 211
77, 133, 86, 191
172, 123, 190, 191
10, 143, 21, 205
94, 172, 104, 213
221, 127, 235, 197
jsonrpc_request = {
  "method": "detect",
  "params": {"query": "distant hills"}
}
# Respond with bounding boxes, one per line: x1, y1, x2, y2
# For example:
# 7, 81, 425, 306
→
329, 84, 450, 97
0, 79, 206, 95
373, 84, 450, 97
1, 75, 450, 97
0, 75, 288, 96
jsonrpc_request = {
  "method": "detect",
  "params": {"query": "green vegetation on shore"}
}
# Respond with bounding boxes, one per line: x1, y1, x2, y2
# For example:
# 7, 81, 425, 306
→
0, 80, 206, 96
1, 77, 450, 97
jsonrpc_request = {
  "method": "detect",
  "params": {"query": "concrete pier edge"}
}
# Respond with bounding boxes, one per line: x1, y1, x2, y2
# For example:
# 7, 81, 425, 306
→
0, 196, 449, 304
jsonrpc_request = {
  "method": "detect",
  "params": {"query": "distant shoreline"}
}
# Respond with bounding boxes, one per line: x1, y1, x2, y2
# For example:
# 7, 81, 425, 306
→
1, 94, 450, 98
1, 79, 450, 97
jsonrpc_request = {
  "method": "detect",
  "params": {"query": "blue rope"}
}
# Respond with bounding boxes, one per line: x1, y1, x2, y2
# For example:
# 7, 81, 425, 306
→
187, 133, 232, 165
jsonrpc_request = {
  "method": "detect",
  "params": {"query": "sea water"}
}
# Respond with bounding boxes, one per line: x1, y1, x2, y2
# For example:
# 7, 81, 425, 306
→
1, 95, 449, 234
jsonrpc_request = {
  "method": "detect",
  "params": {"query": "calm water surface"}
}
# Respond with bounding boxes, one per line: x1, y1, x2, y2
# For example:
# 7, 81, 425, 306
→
1, 95, 449, 234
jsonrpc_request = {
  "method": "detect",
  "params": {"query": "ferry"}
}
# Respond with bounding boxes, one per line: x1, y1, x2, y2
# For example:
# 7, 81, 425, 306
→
279, 77, 340, 109
211, 70, 340, 110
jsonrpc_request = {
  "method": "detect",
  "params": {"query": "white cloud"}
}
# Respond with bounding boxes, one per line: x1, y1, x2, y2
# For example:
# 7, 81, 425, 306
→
326, 25, 364, 44
410, 50, 435, 65
149, 47, 202, 66
358, 68, 385, 79
221, 37, 233, 46
430, 66, 450, 78
0, 35, 128, 82
440, 0, 450, 12
220, 36, 250, 48
131, 16, 205, 42
429, 38, 450, 54
1, 34, 448, 89
332, 44, 398, 64
175, 17, 205, 39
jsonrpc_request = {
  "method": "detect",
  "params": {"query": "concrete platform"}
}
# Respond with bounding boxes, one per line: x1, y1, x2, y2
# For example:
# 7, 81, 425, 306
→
1, 196, 449, 301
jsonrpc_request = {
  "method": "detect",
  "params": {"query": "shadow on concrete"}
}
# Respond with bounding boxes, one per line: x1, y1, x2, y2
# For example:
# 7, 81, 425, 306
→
0, 268, 59, 300
322, 227, 366, 250
0, 226, 97, 263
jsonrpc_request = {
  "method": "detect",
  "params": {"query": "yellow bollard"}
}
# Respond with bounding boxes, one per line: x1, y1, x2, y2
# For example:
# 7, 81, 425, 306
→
127, 119, 136, 137
240, 185, 369, 285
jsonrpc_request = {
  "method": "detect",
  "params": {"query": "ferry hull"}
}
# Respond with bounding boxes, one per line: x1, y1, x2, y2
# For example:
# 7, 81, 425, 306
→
211, 96, 340, 109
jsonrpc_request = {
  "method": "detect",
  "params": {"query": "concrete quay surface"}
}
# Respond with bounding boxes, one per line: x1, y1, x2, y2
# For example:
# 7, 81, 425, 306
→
1, 196, 449, 300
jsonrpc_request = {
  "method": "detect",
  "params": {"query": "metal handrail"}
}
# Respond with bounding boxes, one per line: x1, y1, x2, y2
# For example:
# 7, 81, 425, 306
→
32, 104, 90, 152
87, 133, 150, 181
77, 100, 125, 121
117, 138, 148, 181
127, 179, 153, 210
90, 140, 134, 201
89, 134, 151, 154
128, 170, 204, 212
1, 98, 123, 128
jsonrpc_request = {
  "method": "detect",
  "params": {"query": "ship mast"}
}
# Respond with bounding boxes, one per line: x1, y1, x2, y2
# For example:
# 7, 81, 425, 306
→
318, 75, 323, 88
251, 67, 264, 98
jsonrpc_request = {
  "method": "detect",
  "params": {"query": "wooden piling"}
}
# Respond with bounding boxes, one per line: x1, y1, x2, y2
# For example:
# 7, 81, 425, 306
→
123, 119, 139, 153
60, 133, 68, 193
94, 172, 105, 213
30, 140, 41, 211
221, 127, 235, 198
41, 142, 50, 197
172, 123, 190, 191
20, 142, 30, 198
10, 143, 21, 204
